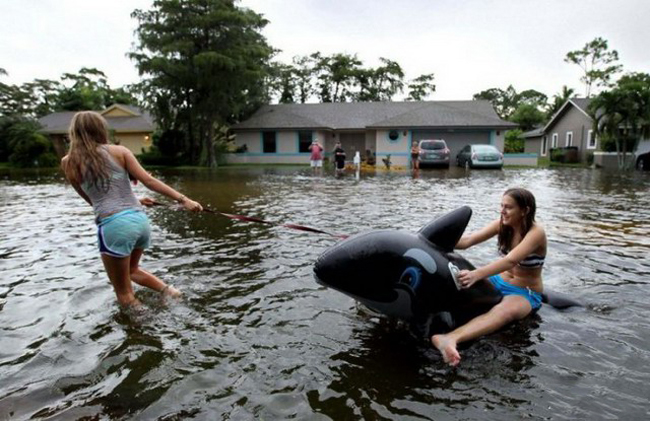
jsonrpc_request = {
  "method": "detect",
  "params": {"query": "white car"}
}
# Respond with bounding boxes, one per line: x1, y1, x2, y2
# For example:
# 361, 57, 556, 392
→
456, 144, 504, 169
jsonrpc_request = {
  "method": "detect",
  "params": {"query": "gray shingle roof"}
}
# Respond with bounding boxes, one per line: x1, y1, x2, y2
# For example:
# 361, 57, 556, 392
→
232, 100, 517, 131
570, 97, 591, 113
38, 105, 154, 134
523, 127, 544, 138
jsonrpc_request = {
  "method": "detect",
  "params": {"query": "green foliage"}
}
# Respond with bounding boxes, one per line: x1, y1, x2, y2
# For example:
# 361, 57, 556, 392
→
504, 129, 524, 153
129, 0, 274, 167
0, 67, 138, 119
474, 86, 548, 123
546, 85, 575, 118
565, 37, 622, 97
406, 73, 436, 101
267, 52, 434, 103
0, 117, 57, 167
590, 72, 650, 169
510, 104, 546, 131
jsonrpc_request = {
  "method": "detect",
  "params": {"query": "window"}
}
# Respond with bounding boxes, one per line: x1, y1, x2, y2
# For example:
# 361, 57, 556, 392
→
541, 135, 547, 156
388, 130, 399, 141
262, 131, 276, 153
551, 133, 558, 148
298, 131, 312, 153
587, 130, 597, 149
566, 131, 573, 147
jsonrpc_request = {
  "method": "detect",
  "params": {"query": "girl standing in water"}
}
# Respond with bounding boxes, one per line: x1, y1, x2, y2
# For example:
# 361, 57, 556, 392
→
61, 111, 203, 308
432, 188, 546, 366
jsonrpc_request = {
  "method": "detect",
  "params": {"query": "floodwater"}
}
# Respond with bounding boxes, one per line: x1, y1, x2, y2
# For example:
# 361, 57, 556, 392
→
1, 165, 649, 420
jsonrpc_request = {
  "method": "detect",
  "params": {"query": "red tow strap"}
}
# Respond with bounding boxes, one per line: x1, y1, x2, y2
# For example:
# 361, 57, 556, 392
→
152, 201, 349, 239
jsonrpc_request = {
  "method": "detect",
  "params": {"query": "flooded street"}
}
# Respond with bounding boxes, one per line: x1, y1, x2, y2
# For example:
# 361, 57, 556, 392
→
1, 166, 649, 420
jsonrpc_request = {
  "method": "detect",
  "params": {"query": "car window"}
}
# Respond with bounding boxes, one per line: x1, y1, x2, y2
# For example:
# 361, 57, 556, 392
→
473, 145, 499, 153
420, 140, 446, 150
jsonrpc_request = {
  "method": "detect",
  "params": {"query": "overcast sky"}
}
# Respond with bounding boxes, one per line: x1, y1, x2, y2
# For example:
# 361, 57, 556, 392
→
1, 0, 649, 101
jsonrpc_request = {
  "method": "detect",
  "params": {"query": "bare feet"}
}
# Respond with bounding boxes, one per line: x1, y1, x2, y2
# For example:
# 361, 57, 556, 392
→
160, 284, 182, 299
431, 334, 461, 366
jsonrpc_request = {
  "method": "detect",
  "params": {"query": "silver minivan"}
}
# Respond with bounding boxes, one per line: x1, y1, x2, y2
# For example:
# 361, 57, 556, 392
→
418, 139, 450, 168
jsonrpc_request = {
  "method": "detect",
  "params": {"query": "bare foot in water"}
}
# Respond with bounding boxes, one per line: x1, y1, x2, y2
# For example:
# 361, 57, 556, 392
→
161, 285, 182, 299
431, 334, 461, 366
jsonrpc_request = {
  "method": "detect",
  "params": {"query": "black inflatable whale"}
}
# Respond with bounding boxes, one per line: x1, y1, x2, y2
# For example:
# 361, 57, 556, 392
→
314, 206, 579, 338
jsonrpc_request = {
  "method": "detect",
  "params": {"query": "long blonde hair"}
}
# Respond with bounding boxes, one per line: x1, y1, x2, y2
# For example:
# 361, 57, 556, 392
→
62, 111, 110, 189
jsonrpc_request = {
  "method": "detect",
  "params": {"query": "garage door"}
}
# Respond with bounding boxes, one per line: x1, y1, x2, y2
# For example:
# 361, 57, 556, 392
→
339, 132, 365, 160
412, 131, 491, 159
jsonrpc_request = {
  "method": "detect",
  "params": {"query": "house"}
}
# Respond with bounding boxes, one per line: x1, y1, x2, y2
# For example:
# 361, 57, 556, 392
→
524, 98, 597, 162
38, 104, 155, 157
230, 101, 517, 167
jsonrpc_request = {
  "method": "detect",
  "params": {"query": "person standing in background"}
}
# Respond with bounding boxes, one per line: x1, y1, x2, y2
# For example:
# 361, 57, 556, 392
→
334, 141, 346, 175
309, 139, 324, 175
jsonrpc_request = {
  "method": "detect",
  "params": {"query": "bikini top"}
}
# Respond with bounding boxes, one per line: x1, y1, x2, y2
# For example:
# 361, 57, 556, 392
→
499, 246, 545, 268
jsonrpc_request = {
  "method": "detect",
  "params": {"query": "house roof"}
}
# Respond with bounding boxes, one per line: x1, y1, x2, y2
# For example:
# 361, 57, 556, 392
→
522, 127, 545, 138
232, 100, 517, 131
38, 104, 154, 134
542, 97, 592, 132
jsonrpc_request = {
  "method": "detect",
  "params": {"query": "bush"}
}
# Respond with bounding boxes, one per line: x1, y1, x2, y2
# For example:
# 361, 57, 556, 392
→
504, 129, 524, 153
599, 135, 637, 152
550, 147, 579, 163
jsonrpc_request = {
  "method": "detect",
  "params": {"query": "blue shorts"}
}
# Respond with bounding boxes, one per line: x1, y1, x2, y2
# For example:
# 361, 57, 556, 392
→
97, 210, 151, 258
489, 275, 542, 311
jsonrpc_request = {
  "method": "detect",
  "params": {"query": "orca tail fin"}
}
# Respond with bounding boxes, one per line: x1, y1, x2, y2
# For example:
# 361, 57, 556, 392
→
542, 290, 582, 309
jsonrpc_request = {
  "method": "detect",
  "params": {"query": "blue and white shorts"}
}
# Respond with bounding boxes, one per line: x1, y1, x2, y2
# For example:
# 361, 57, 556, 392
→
97, 210, 151, 258
489, 274, 542, 311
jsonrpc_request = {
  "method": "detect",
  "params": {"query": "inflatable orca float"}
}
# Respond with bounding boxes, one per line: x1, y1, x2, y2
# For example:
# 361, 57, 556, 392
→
313, 206, 580, 338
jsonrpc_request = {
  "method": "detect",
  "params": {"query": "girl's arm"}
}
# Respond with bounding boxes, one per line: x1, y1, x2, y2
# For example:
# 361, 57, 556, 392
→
455, 219, 500, 250
459, 225, 546, 288
118, 146, 203, 212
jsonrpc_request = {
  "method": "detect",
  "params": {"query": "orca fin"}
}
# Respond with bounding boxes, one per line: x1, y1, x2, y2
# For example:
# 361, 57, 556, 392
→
418, 206, 472, 252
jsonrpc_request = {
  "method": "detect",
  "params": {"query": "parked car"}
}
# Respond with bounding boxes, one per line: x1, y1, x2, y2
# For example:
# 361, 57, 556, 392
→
418, 139, 450, 168
636, 151, 650, 170
456, 144, 504, 169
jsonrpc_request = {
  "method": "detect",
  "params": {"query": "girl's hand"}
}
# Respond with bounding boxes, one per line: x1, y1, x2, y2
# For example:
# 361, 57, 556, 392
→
181, 198, 203, 212
139, 197, 155, 207
458, 269, 481, 289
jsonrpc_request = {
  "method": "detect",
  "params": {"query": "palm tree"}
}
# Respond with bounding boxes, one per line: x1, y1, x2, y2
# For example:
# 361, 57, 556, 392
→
546, 86, 575, 119
589, 73, 650, 169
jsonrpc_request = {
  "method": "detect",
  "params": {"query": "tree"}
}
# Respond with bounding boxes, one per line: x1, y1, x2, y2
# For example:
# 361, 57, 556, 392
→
565, 37, 623, 98
406, 73, 436, 101
589, 72, 650, 169
510, 103, 546, 131
354, 58, 404, 102
474, 86, 548, 121
546, 85, 575, 118
312, 52, 362, 102
130, 0, 274, 167
473, 85, 519, 119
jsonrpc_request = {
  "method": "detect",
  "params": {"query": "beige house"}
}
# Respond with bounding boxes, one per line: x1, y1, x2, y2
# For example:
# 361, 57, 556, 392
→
39, 104, 155, 157
230, 101, 516, 167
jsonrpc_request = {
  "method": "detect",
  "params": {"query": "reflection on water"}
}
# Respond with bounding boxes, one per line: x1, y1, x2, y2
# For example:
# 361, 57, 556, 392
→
1, 166, 649, 420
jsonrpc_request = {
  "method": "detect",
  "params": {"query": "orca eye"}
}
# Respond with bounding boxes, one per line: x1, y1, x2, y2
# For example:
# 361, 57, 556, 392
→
400, 266, 422, 290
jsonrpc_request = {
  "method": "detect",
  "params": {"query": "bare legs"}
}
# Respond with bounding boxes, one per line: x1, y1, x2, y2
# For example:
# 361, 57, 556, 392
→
100, 248, 180, 308
431, 295, 532, 366
129, 249, 181, 298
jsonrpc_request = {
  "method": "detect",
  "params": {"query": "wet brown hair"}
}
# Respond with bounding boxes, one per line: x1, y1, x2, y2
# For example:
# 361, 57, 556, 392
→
61, 111, 110, 189
497, 187, 536, 251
